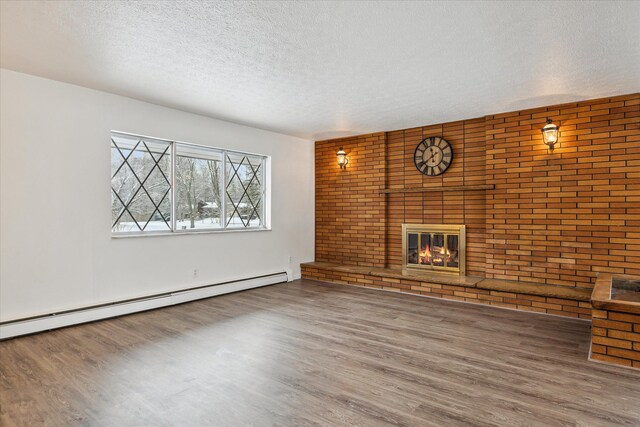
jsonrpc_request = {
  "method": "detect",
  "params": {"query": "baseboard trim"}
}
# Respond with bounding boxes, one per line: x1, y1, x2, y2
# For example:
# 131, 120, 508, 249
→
0, 272, 287, 340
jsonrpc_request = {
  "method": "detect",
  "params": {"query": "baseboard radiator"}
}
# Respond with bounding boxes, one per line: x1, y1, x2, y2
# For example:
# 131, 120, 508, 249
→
0, 272, 289, 340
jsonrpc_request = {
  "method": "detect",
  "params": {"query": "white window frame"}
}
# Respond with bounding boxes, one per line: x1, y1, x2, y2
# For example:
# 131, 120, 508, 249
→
111, 131, 271, 237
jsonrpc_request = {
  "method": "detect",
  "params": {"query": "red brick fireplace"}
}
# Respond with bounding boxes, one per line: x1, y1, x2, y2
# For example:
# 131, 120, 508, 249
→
310, 93, 639, 290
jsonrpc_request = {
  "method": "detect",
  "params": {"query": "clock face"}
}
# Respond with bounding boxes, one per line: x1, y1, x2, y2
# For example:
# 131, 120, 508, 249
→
414, 137, 453, 176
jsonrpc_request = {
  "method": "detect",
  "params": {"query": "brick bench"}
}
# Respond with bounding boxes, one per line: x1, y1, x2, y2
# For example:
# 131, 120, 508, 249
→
590, 274, 640, 368
301, 262, 592, 319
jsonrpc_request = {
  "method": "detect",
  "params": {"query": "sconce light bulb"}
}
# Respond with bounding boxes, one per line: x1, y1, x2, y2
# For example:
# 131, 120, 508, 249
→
337, 147, 348, 169
541, 118, 559, 151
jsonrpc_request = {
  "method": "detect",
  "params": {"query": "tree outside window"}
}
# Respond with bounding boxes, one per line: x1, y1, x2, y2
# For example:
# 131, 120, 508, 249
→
111, 132, 267, 235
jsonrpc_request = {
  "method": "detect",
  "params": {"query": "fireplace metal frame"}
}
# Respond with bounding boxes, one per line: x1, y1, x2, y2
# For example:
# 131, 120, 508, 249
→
402, 224, 466, 275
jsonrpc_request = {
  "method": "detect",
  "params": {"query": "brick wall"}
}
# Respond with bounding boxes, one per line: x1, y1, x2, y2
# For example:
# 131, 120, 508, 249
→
315, 133, 386, 267
486, 94, 640, 287
591, 309, 640, 368
314, 93, 640, 289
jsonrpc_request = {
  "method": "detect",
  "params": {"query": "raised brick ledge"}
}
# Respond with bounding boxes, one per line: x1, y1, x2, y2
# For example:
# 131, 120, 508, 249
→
591, 273, 640, 314
301, 262, 592, 302
589, 274, 640, 369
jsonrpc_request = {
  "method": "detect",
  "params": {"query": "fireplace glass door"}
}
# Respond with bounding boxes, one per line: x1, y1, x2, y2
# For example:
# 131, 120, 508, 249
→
403, 224, 465, 275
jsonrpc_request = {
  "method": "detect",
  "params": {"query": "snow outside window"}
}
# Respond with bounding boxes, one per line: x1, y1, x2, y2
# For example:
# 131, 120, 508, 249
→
111, 132, 267, 235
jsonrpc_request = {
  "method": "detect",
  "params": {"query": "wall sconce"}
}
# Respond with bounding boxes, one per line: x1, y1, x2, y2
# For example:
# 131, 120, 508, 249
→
337, 147, 349, 169
541, 118, 559, 151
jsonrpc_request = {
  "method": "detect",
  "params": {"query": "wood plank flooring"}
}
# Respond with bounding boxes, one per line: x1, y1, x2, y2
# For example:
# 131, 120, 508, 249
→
1, 279, 639, 426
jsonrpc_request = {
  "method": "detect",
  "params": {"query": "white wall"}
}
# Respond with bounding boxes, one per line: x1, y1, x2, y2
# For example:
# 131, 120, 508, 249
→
0, 69, 315, 322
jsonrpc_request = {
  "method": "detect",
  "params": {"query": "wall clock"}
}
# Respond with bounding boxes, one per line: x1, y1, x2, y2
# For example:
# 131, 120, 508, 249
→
414, 137, 453, 176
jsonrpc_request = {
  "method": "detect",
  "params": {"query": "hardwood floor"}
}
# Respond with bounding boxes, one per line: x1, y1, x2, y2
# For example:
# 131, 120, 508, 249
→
1, 279, 639, 426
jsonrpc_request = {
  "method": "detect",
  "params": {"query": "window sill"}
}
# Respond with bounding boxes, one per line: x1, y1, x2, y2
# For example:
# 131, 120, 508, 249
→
111, 227, 272, 239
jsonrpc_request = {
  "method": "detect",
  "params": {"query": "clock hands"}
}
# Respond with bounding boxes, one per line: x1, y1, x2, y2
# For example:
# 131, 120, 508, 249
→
425, 149, 440, 164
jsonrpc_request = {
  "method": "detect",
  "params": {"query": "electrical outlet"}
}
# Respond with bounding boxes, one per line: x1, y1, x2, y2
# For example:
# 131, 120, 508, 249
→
288, 255, 292, 263
193, 269, 199, 278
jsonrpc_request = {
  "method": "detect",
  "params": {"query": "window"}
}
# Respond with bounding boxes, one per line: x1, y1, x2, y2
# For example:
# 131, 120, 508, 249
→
111, 134, 172, 233
111, 132, 268, 235
174, 144, 223, 231
225, 151, 265, 228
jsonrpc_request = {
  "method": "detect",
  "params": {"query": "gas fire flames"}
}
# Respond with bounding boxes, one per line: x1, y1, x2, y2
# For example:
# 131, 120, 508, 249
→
419, 246, 431, 264
419, 246, 451, 265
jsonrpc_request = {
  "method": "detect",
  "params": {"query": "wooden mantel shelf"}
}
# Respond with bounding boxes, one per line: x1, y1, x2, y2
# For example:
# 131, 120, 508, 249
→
380, 184, 494, 194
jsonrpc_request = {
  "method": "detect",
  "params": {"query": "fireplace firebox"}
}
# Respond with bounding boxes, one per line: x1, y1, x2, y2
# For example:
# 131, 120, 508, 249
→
402, 224, 466, 275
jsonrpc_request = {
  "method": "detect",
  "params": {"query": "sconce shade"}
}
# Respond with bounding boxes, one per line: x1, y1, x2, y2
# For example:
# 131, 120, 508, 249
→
541, 118, 559, 151
337, 147, 348, 169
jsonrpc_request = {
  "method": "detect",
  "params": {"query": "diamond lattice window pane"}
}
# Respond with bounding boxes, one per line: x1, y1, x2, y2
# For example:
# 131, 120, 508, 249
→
114, 211, 140, 233
250, 196, 263, 227
127, 188, 156, 230
111, 192, 125, 225
145, 166, 171, 206
111, 165, 141, 206
247, 156, 263, 185
225, 152, 265, 228
144, 197, 172, 232
111, 146, 126, 178
111, 133, 172, 233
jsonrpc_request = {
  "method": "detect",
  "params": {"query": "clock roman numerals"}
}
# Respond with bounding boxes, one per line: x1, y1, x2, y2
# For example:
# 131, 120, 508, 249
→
413, 137, 453, 177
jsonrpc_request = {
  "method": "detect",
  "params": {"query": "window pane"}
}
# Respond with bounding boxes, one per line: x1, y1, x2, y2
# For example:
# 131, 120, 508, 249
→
175, 144, 223, 230
111, 133, 171, 233
225, 152, 265, 228
111, 132, 268, 235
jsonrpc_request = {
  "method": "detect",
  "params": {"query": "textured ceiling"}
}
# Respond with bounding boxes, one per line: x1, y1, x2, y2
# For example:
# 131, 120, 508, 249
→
1, 1, 639, 140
